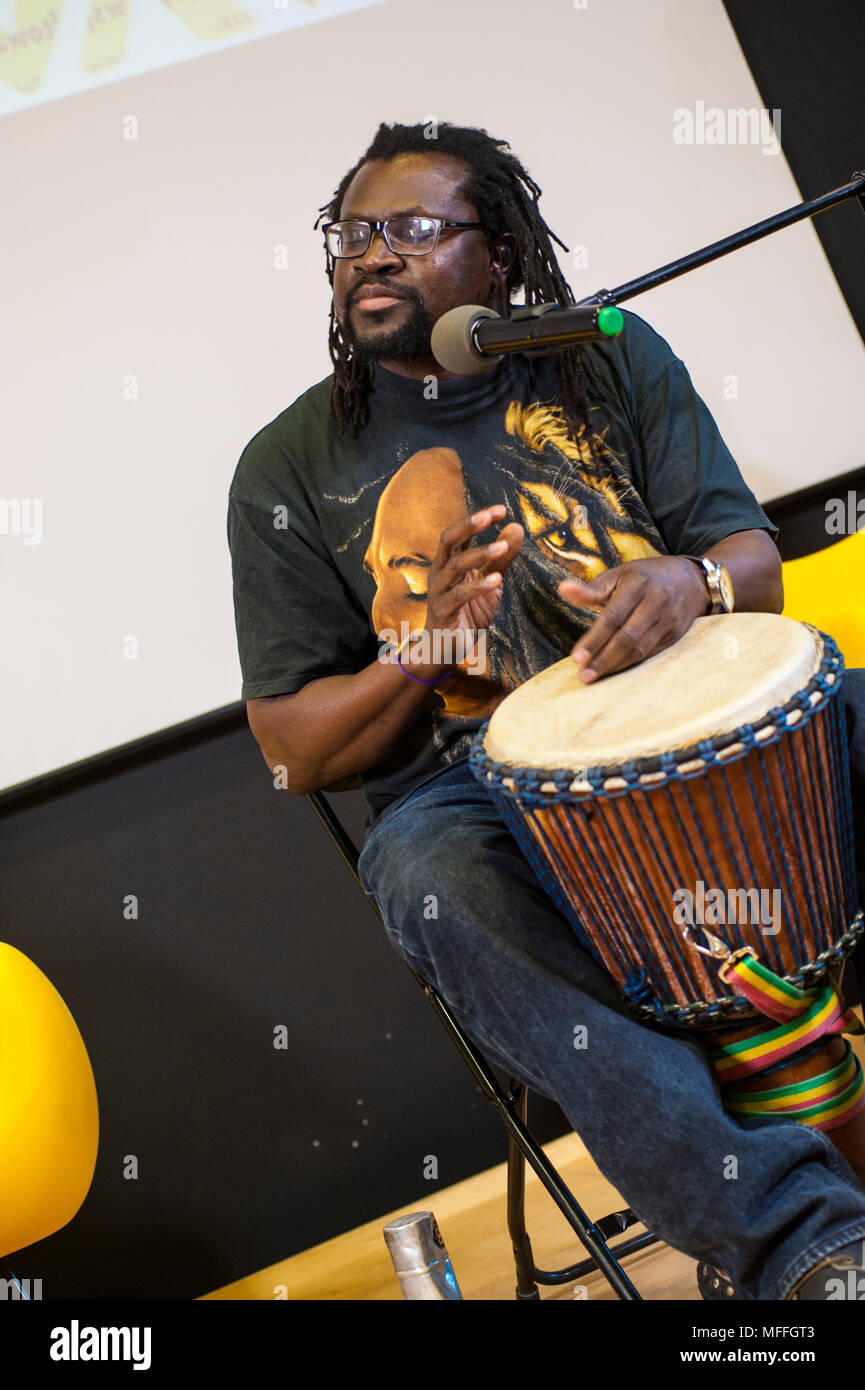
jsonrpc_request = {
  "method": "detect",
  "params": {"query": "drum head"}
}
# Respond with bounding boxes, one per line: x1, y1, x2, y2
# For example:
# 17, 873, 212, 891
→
484, 613, 822, 770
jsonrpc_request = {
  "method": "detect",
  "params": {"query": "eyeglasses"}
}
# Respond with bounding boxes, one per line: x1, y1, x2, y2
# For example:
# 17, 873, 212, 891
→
321, 216, 484, 258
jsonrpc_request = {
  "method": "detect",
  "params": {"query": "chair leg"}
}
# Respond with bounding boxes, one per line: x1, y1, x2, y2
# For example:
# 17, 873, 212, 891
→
418, 972, 644, 1298
506, 1078, 541, 1299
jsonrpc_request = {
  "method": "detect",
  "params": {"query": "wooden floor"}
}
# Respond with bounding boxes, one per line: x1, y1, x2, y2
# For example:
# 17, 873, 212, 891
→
200, 1130, 701, 1301
202, 1007, 865, 1302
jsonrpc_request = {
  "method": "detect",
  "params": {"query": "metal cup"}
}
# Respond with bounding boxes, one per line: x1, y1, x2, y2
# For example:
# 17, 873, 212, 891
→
382, 1211, 463, 1300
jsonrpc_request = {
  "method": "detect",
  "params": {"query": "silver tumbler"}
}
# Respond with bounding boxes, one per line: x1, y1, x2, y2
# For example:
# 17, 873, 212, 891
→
382, 1211, 463, 1300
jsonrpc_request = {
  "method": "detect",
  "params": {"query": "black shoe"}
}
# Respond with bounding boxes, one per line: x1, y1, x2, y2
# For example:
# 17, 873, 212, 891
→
697, 1262, 740, 1300
788, 1239, 865, 1300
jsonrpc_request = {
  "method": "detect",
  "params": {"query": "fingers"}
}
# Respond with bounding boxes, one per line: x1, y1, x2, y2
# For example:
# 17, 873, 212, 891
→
575, 609, 671, 683
469, 521, 525, 579
563, 570, 642, 664
558, 570, 620, 611
563, 571, 669, 683
486, 521, 525, 570
429, 506, 523, 628
438, 509, 523, 584
438, 505, 507, 562
433, 570, 501, 627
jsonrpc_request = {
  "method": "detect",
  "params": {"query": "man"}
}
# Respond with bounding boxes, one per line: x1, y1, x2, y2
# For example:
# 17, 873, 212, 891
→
228, 120, 865, 1300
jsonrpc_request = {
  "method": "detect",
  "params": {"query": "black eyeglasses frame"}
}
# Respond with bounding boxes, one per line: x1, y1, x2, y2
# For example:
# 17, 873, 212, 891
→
321, 216, 486, 258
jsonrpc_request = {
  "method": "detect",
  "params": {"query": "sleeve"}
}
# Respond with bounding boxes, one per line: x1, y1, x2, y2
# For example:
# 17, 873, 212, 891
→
623, 317, 780, 555
227, 491, 375, 700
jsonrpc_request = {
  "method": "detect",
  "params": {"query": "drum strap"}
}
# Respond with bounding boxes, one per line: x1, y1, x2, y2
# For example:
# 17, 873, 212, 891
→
707, 951, 865, 1132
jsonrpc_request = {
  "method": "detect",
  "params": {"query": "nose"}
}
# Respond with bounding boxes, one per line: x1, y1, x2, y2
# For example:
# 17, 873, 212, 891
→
354, 226, 403, 274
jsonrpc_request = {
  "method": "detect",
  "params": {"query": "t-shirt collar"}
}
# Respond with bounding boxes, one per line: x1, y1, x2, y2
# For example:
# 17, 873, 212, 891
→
369, 354, 522, 409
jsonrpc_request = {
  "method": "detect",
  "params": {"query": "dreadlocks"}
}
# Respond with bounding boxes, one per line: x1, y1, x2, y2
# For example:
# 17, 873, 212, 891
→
314, 121, 600, 452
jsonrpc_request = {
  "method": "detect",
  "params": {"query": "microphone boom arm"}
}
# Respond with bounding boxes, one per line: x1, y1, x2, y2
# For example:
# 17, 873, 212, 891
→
429, 171, 865, 374
577, 170, 865, 309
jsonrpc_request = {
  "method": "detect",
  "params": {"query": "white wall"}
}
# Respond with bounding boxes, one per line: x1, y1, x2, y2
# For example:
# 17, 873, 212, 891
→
2, 0, 863, 791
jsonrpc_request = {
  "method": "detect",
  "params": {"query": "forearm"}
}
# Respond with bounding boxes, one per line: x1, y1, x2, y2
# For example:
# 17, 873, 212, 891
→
248, 507, 523, 795
703, 529, 784, 614
251, 648, 449, 795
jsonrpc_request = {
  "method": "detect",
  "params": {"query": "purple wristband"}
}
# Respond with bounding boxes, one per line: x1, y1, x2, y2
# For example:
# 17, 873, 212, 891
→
396, 649, 455, 686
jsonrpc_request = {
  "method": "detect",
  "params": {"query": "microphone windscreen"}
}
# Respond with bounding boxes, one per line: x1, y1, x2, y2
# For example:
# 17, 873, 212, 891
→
430, 304, 501, 375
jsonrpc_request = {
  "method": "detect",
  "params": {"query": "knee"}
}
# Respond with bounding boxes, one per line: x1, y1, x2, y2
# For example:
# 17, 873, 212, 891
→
359, 818, 512, 964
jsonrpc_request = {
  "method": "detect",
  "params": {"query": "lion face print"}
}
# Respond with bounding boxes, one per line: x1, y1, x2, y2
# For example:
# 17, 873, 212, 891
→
360, 395, 665, 746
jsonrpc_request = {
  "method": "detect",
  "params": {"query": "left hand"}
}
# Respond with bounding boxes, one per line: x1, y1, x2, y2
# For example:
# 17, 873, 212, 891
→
558, 557, 708, 684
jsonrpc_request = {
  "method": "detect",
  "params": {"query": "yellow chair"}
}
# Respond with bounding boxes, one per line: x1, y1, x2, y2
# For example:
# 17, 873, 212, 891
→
0, 943, 99, 1257
781, 529, 865, 669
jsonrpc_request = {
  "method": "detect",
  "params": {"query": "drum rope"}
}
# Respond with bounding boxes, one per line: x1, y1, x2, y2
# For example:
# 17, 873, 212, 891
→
706, 948, 865, 1131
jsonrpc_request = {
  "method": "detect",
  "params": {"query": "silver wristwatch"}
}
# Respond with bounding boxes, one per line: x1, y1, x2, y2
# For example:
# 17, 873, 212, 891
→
681, 555, 735, 614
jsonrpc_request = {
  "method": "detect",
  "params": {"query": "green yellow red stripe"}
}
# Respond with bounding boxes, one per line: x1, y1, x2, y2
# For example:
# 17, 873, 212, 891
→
700, 945, 865, 1130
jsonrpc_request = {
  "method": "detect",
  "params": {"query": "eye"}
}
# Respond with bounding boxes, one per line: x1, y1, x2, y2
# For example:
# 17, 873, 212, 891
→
388, 217, 437, 252
396, 558, 431, 598
538, 521, 585, 559
546, 527, 572, 550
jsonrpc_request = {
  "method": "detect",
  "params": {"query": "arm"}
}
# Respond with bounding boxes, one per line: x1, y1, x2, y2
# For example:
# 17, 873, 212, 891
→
704, 528, 783, 614
248, 656, 447, 796
247, 505, 524, 795
229, 483, 436, 794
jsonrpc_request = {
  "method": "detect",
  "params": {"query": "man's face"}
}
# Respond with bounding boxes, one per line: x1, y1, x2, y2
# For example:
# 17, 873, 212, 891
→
363, 447, 467, 636
330, 152, 505, 377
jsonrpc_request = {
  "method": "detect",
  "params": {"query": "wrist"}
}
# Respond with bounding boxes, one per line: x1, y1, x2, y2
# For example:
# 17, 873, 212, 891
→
678, 554, 735, 615
679, 556, 712, 617
396, 629, 455, 685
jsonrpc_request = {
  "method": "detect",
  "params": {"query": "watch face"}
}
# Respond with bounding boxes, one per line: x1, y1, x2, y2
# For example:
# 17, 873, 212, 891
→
719, 565, 734, 612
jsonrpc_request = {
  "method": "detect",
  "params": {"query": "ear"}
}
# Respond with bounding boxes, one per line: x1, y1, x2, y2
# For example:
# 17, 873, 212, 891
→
489, 231, 517, 273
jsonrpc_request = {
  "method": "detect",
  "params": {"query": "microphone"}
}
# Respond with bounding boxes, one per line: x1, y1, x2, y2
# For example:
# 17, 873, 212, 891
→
430, 299, 624, 376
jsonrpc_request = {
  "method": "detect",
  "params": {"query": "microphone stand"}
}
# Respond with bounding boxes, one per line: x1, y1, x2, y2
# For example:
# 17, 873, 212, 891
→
575, 170, 865, 309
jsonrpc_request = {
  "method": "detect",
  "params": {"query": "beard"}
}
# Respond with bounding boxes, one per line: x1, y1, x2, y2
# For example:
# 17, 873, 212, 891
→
341, 294, 437, 366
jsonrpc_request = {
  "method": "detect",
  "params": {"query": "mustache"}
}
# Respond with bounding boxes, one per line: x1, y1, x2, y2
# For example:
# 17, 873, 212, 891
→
349, 283, 422, 307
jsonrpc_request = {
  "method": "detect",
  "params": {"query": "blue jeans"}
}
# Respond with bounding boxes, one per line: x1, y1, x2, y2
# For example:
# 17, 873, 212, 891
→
357, 669, 865, 1301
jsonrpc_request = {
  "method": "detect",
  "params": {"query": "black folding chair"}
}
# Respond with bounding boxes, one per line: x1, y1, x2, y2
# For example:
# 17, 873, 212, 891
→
308, 777, 661, 1300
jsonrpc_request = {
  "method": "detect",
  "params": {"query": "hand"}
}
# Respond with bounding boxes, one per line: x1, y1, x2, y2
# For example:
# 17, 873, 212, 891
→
415, 504, 524, 677
558, 556, 708, 684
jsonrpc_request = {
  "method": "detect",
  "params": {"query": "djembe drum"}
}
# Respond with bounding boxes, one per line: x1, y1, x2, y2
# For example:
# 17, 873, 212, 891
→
469, 613, 865, 1178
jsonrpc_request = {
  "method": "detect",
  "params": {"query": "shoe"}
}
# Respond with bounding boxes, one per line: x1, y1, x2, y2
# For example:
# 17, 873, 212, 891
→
787, 1239, 865, 1299
697, 1262, 740, 1300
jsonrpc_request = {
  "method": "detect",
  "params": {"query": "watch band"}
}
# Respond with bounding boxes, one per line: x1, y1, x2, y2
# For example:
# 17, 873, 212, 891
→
680, 555, 730, 615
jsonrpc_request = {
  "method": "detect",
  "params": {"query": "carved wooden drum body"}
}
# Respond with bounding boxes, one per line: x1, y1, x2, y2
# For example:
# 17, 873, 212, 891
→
470, 614, 865, 1152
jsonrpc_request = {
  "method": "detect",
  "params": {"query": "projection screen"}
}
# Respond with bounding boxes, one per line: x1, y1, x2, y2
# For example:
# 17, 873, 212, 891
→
2, 0, 864, 793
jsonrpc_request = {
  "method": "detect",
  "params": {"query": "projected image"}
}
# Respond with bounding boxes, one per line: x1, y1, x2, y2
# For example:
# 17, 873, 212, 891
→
0, 0, 389, 115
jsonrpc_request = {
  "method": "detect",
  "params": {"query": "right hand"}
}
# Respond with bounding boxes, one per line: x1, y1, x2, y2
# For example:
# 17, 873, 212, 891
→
411, 505, 524, 678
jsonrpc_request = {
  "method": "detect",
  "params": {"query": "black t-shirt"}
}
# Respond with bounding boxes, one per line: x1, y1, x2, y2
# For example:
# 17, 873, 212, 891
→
227, 309, 778, 830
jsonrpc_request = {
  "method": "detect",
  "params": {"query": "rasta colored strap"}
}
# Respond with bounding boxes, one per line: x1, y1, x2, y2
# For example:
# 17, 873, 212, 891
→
712, 952, 863, 1079
722, 1045, 863, 1130
707, 949, 865, 1132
